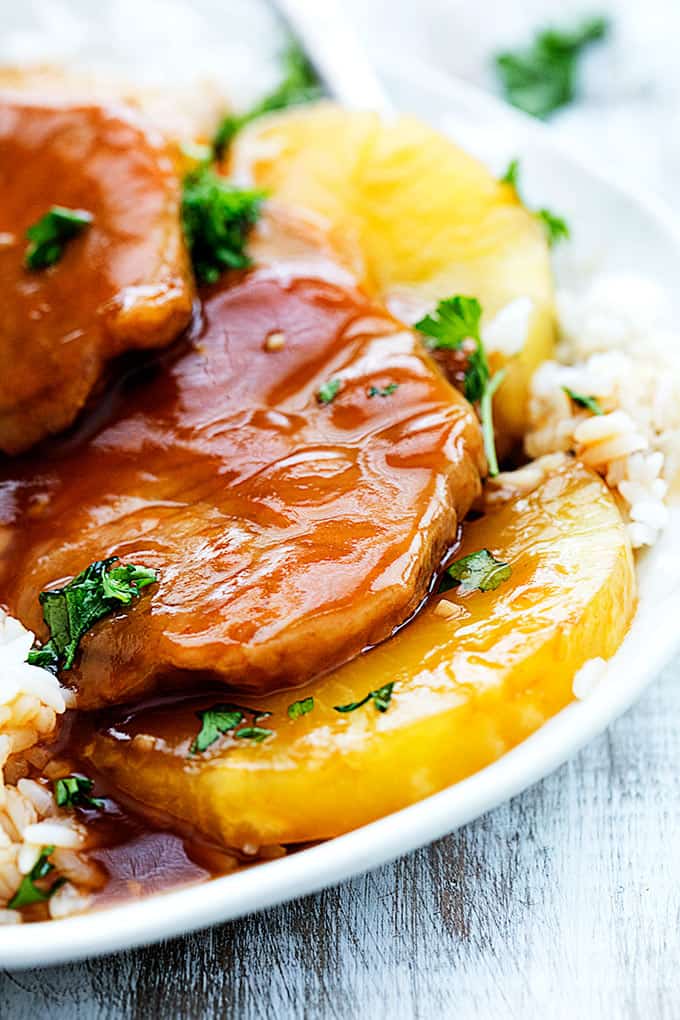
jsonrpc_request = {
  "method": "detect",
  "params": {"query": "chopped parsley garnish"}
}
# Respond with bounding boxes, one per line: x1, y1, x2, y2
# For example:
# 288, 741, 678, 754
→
500, 158, 520, 188
234, 726, 273, 742
288, 696, 314, 720
536, 208, 570, 247
444, 549, 512, 595
316, 378, 342, 405
495, 16, 609, 118
100, 563, 158, 603
415, 296, 488, 402
480, 368, 506, 478
54, 775, 105, 811
213, 41, 322, 157
367, 383, 399, 398
415, 295, 504, 475
563, 386, 603, 415
26, 558, 157, 675
501, 159, 569, 248
181, 165, 265, 284
334, 682, 395, 714
25, 206, 92, 270
191, 703, 272, 754
26, 646, 61, 673
8, 846, 64, 909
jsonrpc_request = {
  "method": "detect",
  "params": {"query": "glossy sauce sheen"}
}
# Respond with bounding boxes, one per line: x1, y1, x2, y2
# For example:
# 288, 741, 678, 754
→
0, 95, 193, 453
79, 458, 635, 850
0, 249, 484, 706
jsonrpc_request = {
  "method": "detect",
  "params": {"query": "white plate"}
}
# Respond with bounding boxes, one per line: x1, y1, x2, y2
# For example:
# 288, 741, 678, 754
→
4, 57, 680, 970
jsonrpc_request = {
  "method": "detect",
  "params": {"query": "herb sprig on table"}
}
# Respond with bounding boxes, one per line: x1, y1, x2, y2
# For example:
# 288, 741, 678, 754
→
495, 16, 609, 118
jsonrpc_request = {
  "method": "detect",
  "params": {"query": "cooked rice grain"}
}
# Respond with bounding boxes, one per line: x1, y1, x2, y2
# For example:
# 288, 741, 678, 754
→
526, 272, 680, 548
0, 611, 95, 922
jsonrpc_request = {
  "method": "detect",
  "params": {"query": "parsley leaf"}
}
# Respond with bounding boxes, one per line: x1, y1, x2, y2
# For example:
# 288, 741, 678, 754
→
181, 165, 265, 284
501, 159, 569, 248
334, 682, 395, 714
495, 16, 609, 119
415, 295, 505, 475
563, 386, 604, 415
415, 296, 489, 402
26, 557, 158, 674
191, 703, 271, 754
8, 846, 64, 909
26, 645, 60, 674
54, 775, 105, 810
536, 208, 570, 247
25, 206, 92, 270
371, 683, 395, 712
316, 378, 342, 405
445, 549, 512, 595
367, 383, 399, 398
499, 158, 520, 188
101, 564, 157, 603
288, 696, 314, 720
234, 726, 273, 742
213, 41, 322, 157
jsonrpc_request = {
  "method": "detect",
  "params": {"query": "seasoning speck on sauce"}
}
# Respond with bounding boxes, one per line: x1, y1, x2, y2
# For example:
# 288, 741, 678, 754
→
264, 330, 286, 351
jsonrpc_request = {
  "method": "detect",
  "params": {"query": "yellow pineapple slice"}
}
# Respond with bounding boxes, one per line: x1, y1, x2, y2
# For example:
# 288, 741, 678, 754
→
82, 456, 634, 849
229, 103, 556, 443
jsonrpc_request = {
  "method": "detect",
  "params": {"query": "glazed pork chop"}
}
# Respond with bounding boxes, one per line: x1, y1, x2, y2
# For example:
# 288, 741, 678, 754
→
0, 213, 485, 708
0, 92, 194, 453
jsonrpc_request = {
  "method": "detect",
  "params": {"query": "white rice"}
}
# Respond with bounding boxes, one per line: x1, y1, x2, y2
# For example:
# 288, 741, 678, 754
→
0, 612, 98, 922
572, 657, 608, 700
526, 271, 680, 548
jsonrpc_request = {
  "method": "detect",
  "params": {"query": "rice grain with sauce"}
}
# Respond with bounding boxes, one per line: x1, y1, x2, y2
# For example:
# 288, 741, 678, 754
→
526, 271, 680, 548
0, 614, 99, 922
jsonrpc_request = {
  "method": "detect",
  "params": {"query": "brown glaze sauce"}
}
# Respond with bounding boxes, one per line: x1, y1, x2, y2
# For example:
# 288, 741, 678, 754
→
0, 95, 193, 454
0, 214, 485, 917
18, 702, 285, 919
0, 226, 484, 710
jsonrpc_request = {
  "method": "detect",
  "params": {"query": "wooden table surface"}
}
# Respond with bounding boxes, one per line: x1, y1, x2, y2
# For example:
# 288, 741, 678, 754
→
3, 1, 680, 1016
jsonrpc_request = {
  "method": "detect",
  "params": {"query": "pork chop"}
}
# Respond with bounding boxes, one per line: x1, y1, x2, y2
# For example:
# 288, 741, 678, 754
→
0, 92, 194, 453
0, 213, 484, 707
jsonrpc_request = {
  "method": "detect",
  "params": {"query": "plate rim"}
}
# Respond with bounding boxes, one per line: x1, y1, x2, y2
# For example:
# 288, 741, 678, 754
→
3, 55, 680, 969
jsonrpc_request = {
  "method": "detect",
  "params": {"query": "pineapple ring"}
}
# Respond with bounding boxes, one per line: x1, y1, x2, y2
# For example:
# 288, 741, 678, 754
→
82, 456, 635, 849
229, 103, 556, 444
